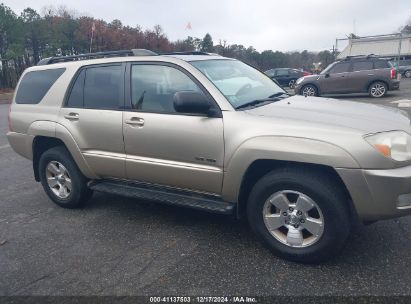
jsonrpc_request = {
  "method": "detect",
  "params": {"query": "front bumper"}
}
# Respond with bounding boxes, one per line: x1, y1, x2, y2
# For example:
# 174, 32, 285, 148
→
337, 166, 411, 221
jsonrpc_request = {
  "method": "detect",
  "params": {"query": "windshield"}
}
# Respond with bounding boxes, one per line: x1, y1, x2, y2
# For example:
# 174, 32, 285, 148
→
190, 59, 286, 109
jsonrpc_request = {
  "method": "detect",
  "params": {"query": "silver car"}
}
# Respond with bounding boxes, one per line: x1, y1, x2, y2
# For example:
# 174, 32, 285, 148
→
7, 50, 411, 263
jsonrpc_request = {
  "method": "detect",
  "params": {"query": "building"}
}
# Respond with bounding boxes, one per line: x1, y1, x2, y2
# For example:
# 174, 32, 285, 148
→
336, 33, 411, 61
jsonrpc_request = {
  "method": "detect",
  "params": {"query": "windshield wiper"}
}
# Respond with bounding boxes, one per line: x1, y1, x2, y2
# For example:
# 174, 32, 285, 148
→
235, 92, 289, 110
268, 92, 290, 98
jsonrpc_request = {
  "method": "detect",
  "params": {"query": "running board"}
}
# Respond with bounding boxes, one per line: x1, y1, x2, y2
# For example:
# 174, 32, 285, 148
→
89, 180, 235, 215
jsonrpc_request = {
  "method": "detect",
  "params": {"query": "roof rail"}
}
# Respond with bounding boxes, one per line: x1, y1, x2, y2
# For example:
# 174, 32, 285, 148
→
161, 51, 220, 56
37, 49, 157, 65
342, 54, 377, 61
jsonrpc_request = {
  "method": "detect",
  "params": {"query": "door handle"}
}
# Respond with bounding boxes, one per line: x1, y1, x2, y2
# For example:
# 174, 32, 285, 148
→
125, 117, 145, 127
367, 74, 375, 76
64, 112, 79, 120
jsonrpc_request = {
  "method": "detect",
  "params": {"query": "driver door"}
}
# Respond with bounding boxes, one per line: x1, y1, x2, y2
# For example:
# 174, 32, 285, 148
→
122, 63, 224, 194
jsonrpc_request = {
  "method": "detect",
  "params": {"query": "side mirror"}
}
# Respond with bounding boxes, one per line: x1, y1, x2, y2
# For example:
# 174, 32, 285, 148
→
173, 91, 215, 116
325, 73, 330, 78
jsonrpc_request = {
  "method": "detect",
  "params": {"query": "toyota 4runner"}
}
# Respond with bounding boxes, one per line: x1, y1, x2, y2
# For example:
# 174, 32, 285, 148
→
7, 50, 411, 263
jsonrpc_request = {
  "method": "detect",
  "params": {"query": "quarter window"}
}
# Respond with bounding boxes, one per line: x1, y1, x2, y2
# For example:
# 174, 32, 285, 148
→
131, 64, 203, 113
16, 68, 65, 104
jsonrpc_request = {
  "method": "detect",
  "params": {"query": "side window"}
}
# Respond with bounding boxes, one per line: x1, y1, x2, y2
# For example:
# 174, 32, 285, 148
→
83, 65, 122, 109
352, 61, 373, 72
265, 69, 275, 77
131, 64, 203, 114
16, 68, 65, 104
67, 69, 85, 107
374, 61, 389, 69
329, 62, 350, 74
276, 69, 289, 76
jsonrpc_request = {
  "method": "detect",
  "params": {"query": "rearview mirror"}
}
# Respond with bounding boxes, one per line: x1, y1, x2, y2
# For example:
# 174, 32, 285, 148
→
173, 91, 216, 116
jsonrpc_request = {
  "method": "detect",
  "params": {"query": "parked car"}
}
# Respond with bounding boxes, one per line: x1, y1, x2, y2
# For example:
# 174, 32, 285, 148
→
7, 50, 411, 263
294, 55, 400, 98
264, 68, 310, 88
396, 59, 411, 78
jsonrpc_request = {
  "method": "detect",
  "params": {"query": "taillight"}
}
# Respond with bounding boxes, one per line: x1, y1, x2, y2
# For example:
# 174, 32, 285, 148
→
391, 68, 397, 79
303, 71, 312, 76
8, 103, 12, 131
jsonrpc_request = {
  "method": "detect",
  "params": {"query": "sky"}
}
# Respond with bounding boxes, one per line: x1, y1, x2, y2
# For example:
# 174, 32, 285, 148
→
4, 0, 411, 52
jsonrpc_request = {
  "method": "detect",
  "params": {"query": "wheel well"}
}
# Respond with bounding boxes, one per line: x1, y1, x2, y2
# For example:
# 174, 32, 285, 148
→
32, 136, 65, 181
237, 159, 356, 220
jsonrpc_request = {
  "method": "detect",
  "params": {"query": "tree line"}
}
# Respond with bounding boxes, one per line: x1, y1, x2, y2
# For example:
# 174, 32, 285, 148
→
1, 3, 409, 89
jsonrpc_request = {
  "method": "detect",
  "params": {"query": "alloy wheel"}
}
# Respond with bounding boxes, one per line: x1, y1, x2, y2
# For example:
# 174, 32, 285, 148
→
405, 70, 411, 78
45, 161, 72, 199
263, 190, 325, 248
302, 85, 316, 96
370, 83, 386, 97
288, 79, 296, 89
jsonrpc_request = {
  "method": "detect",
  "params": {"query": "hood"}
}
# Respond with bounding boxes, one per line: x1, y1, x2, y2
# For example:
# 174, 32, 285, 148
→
245, 95, 410, 134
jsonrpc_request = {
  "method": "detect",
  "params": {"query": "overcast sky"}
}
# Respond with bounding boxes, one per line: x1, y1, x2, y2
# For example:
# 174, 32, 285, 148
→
4, 0, 411, 52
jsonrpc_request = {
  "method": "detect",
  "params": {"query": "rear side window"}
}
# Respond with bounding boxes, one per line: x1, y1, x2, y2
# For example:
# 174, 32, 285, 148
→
374, 61, 389, 69
352, 61, 373, 72
66, 65, 122, 109
67, 70, 85, 107
15, 68, 65, 104
84, 65, 122, 109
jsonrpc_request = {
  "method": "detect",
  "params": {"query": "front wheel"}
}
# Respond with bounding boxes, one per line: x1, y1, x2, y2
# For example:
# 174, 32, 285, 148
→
368, 81, 387, 98
300, 84, 318, 97
404, 70, 411, 78
247, 168, 351, 263
39, 146, 93, 208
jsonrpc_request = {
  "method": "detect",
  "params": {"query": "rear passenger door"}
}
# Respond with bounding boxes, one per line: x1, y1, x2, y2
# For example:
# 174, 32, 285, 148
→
59, 63, 126, 178
122, 62, 224, 194
346, 60, 374, 93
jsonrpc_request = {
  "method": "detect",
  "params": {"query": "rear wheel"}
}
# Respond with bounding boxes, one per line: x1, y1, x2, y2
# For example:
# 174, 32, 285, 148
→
288, 79, 296, 89
247, 167, 351, 263
301, 84, 318, 97
368, 81, 387, 98
39, 146, 93, 208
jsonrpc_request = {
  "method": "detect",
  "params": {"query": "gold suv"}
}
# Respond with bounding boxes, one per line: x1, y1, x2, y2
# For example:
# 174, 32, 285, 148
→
7, 50, 411, 263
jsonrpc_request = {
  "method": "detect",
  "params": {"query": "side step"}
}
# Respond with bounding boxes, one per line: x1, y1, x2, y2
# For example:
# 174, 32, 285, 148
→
89, 180, 235, 215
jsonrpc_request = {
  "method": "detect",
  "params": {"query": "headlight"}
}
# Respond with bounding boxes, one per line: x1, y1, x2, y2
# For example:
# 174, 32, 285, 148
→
296, 77, 304, 84
364, 131, 411, 161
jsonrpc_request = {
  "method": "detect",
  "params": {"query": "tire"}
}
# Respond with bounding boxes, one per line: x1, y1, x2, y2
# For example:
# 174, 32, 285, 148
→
404, 70, 411, 78
247, 167, 351, 263
368, 81, 387, 98
39, 146, 93, 208
300, 84, 318, 97
288, 79, 296, 89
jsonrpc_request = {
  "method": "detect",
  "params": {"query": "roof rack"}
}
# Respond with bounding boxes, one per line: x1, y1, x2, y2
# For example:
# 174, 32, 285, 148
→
161, 51, 219, 56
37, 49, 157, 65
342, 54, 377, 61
